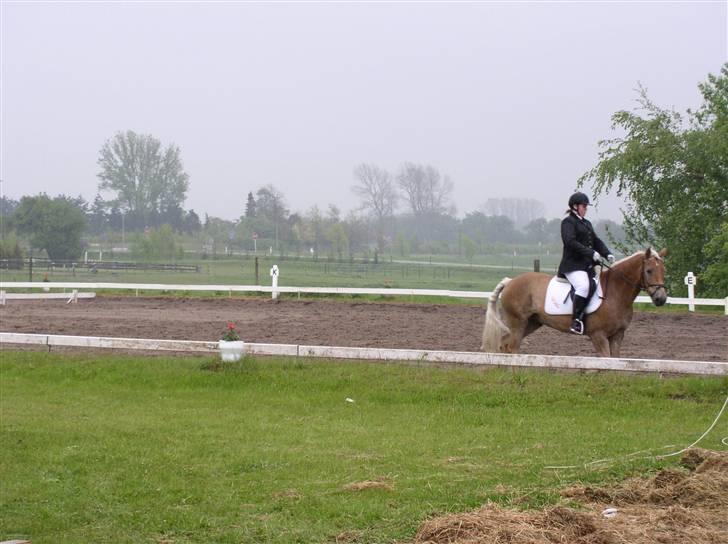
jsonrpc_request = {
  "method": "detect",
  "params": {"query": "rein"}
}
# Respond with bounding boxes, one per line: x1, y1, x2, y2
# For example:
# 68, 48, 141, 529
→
599, 259, 667, 298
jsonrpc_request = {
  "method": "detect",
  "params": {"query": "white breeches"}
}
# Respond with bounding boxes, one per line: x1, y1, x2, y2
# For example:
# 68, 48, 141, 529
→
565, 270, 590, 298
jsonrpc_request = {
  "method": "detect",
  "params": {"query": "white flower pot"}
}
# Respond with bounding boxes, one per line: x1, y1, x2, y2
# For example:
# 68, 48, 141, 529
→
218, 340, 244, 362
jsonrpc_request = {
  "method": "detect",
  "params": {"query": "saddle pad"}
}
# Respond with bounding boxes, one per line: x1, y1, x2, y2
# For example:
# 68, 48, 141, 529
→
544, 276, 603, 315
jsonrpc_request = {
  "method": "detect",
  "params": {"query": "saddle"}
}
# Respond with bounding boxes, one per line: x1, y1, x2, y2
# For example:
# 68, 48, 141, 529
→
544, 276, 604, 316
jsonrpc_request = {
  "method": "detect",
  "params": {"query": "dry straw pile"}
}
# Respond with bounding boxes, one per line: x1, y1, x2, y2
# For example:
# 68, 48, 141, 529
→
414, 448, 728, 544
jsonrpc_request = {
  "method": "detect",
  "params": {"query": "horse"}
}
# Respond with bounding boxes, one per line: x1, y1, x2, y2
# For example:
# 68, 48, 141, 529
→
481, 248, 668, 357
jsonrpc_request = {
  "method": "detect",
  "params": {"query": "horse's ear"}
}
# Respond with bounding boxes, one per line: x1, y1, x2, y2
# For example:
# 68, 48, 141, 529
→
659, 248, 668, 258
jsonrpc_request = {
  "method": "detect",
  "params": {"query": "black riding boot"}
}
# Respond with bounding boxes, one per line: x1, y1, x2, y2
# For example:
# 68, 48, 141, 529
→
570, 295, 589, 335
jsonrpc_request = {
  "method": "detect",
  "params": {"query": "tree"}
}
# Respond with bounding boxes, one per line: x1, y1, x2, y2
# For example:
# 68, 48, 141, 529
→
245, 192, 257, 219
523, 218, 555, 245
201, 216, 236, 256
593, 219, 626, 250
698, 222, 728, 296
579, 65, 728, 295
397, 162, 454, 216
12, 194, 86, 261
461, 234, 476, 262
0, 195, 19, 217
343, 211, 369, 255
0, 196, 19, 234
302, 205, 325, 257
87, 194, 108, 235
0, 231, 23, 268
97, 130, 189, 228
182, 209, 202, 235
254, 184, 289, 251
702, 222, 728, 296
481, 198, 545, 229
131, 224, 177, 260
461, 211, 521, 249
326, 222, 349, 260
352, 163, 398, 251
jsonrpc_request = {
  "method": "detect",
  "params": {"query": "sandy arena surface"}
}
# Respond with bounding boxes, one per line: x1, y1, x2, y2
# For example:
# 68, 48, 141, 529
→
1, 296, 726, 361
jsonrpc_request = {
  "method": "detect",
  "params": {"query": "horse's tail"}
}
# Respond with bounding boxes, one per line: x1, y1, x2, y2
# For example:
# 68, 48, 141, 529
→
481, 277, 511, 352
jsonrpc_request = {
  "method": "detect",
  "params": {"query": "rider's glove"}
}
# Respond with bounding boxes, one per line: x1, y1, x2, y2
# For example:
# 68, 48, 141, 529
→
607, 254, 615, 264
592, 251, 602, 262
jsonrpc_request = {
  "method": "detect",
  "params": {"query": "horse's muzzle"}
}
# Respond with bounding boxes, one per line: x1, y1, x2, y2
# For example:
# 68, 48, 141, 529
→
650, 287, 668, 306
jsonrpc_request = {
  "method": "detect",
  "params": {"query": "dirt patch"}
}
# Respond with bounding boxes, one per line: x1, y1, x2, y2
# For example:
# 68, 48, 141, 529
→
343, 478, 395, 492
1, 296, 726, 361
414, 449, 728, 544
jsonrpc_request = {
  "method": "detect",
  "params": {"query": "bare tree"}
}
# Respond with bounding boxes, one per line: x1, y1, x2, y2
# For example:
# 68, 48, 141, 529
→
352, 163, 397, 251
397, 162, 454, 216
352, 164, 397, 218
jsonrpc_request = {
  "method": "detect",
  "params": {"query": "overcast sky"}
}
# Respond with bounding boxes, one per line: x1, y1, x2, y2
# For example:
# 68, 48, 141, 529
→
2, 1, 726, 223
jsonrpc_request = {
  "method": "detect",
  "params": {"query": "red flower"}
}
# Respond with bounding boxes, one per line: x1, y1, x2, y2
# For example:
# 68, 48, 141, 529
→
221, 322, 241, 341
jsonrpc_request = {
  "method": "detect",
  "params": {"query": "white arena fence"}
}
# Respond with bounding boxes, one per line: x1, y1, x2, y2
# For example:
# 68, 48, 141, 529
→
2, 332, 726, 376
1, 281, 727, 313
0, 289, 95, 304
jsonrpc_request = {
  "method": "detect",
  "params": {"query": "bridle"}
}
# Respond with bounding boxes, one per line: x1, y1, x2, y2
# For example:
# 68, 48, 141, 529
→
600, 258, 667, 299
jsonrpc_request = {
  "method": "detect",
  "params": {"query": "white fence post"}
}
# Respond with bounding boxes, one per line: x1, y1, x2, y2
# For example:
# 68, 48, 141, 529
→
270, 265, 279, 300
684, 272, 697, 312
66, 289, 79, 304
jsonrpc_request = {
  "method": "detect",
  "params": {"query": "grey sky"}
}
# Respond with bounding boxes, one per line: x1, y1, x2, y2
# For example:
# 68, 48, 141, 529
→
2, 1, 726, 223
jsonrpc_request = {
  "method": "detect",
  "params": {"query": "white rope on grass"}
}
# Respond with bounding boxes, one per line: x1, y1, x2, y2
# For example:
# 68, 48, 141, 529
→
656, 395, 728, 459
544, 395, 728, 471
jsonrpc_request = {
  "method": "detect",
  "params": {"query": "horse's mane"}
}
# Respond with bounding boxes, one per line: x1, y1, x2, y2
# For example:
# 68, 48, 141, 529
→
612, 248, 662, 267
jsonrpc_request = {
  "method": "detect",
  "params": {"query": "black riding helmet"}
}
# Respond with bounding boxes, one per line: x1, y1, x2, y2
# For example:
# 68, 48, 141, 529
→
568, 191, 590, 209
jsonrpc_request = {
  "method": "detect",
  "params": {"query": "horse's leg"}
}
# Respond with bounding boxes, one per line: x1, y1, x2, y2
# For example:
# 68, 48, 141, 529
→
503, 315, 533, 354
608, 330, 625, 358
589, 331, 611, 357
524, 316, 542, 337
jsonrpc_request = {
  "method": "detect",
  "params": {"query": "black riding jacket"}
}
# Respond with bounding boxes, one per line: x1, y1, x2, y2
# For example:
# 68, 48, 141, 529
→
557, 211, 611, 277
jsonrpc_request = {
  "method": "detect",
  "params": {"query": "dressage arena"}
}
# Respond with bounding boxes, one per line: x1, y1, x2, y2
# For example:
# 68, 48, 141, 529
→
2, 295, 726, 362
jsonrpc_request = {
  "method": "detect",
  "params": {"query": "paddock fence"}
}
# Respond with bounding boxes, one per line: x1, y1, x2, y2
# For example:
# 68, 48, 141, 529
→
1, 281, 727, 313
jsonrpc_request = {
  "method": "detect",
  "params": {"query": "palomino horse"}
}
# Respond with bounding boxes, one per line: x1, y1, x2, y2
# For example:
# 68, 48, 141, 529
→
481, 248, 668, 357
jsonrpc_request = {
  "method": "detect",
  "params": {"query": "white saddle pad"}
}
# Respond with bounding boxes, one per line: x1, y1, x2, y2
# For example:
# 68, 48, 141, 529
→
544, 277, 603, 315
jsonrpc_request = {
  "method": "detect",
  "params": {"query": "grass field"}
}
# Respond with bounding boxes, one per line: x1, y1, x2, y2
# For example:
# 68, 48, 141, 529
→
5, 254, 725, 313
2, 351, 726, 543
3, 253, 560, 293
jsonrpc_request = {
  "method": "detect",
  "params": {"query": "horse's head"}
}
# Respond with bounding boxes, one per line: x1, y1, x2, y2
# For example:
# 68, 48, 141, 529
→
641, 248, 668, 306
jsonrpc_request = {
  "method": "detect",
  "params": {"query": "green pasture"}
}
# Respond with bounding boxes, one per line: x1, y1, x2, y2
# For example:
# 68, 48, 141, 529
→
5, 253, 726, 313
3, 253, 560, 293
2, 351, 726, 543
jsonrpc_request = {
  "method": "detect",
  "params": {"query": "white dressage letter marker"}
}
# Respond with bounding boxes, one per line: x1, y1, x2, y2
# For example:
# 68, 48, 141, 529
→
684, 272, 697, 312
270, 265, 279, 300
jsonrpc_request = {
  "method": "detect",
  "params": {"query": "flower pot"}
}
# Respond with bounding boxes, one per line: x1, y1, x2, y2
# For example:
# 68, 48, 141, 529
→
218, 340, 244, 362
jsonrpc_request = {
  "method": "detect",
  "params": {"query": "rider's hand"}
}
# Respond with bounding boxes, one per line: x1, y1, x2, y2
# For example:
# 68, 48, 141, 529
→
592, 251, 602, 262
607, 254, 615, 264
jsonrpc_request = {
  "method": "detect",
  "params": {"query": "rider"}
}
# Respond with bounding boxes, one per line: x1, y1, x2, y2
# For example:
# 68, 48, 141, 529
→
557, 192, 614, 335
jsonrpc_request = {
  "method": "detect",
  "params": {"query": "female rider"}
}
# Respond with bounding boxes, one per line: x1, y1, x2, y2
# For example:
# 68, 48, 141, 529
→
557, 192, 614, 335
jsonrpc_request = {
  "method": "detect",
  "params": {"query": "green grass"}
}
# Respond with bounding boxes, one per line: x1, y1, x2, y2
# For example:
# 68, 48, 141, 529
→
6, 252, 720, 308
2, 352, 726, 543
4, 254, 548, 293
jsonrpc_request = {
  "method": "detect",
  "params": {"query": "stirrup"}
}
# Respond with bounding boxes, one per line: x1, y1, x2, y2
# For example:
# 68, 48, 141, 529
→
570, 318, 584, 335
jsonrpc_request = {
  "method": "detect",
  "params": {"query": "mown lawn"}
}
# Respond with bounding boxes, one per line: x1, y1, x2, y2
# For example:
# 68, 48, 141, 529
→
1, 351, 726, 543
